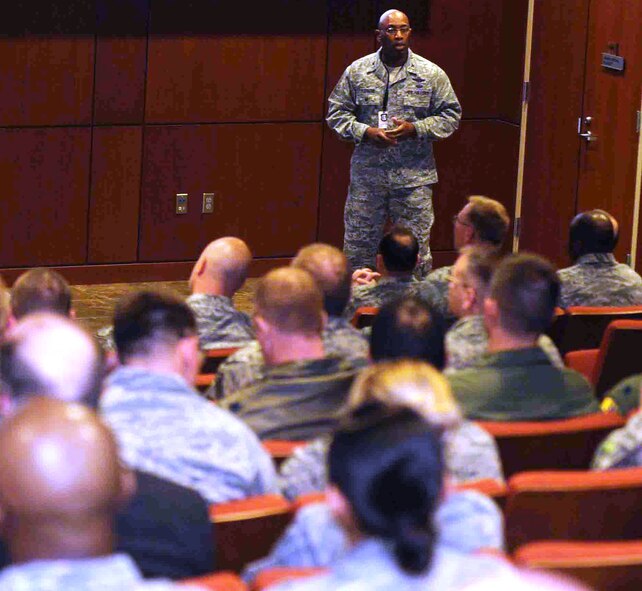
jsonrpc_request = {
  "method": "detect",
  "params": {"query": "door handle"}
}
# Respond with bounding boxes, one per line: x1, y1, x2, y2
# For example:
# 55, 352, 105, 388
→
579, 131, 598, 142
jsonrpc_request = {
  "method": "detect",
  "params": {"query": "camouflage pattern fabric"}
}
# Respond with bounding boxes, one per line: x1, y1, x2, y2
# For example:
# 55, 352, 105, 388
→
186, 293, 253, 349
592, 411, 642, 469
0, 554, 185, 591
327, 48, 461, 278
211, 316, 369, 399
100, 366, 277, 503
416, 265, 451, 317
343, 276, 419, 320
243, 492, 506, 586
558, 253, 642, 308
445, 314, 564, 372
278, 420, 503, 501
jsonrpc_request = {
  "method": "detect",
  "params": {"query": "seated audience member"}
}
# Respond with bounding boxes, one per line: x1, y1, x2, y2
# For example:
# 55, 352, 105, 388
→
187, 236, 254, 348
0, 313, 214, 579
214, 243, 368, 398
278, 359, 504, 502
221, 268, 364, 440
0, 398, 182, 590
593, 392, 642, 468
558, 209, 642, 307
343, 225, 422, 320
416, 195, 510, 315
10, 268, 72, 319
255, 405, 510, 591
448, 254, 598, 420
599, 375, 642, 417
445, 246, 562, 371
100, 291, 277, 503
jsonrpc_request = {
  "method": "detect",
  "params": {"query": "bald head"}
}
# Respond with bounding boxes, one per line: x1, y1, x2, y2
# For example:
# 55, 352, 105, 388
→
255, 267, 324, 336
378, 9, 409, 29
0, 398, 131, 561
569, 209, 619, 261
190, 237, 252, 297
292, 243, 351, 316
0, 313, 104, 410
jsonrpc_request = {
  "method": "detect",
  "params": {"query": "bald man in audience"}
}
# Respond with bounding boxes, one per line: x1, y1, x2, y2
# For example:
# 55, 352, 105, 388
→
0, 313, 215, 579
417, 195, 510, 316
221, 268, 365, 440
100, 291, 277, 502
0, 398, 183, 590
213, 243, 368, 399
187, 236, 254, 348
558, 209, 642, 307
10, 268, 73, 320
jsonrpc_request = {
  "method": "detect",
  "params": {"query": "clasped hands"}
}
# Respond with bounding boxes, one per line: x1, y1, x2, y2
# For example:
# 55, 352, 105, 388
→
365, 117, 416, 146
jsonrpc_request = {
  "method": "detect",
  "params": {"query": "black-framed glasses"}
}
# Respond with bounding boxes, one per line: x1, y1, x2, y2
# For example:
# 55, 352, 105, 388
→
452, 214, 472, 227
383, 25, 411, 35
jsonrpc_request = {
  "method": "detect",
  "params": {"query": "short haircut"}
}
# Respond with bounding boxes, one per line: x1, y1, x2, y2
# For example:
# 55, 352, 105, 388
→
490, 253, 559, 336
113, 291, 197, 364
466, 196, 510, 247
569, 209, 618, 259
329, 403, 443, 574
378, 225, 419, 273
292, 244, 351, 317
254, 267, 323, 336
11, 269, 72, 319
461, 245, 502, 302
370, 295, 446, 369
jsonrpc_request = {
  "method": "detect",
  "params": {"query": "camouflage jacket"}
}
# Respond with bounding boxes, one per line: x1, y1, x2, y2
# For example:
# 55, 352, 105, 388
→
244, 492, 506, 585
344, 275, 419, 320
592, 411, 642, 469
327, 49, 461, 188
186, 293, 253, 349
278, 419, 503, 501
558, 253, 642, 308
211, 316, 369, 399
0, 554, 184, 591
416, 265, 451, 316
445, 314, 564, 372
100, 367, 277, 503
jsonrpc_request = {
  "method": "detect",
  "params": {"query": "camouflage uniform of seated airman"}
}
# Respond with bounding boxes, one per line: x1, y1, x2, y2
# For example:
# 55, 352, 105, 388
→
445, 314, 564, 373
416, 265, 451, 317
327, 48, 461, 278
186, 293, 253, 349
558, 253, 642, 308
343, 276, 424, 321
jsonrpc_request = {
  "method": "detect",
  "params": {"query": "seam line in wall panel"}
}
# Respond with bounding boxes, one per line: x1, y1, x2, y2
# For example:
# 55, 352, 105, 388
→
85, 27, 99, 265
136, 0, 152, 262
314, 6, 332, 242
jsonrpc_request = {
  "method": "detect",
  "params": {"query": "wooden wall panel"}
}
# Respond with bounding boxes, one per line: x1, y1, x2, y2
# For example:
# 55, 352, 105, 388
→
94, 38, 147, 124
519, 0, 590, 267
88, 127, 143, 263
0, 38, 94, 126
139, 123, 323, 262
0, 128, 90, 267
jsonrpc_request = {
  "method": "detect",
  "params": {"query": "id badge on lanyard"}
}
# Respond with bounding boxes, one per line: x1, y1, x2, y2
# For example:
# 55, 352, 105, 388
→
377, 111, 389, 129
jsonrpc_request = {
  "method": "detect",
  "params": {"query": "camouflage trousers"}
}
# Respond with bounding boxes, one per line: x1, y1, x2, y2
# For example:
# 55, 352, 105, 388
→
343, 182, 434, 278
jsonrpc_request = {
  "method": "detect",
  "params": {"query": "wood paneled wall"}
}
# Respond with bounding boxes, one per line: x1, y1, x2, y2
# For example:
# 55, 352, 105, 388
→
0, 0, 526, 282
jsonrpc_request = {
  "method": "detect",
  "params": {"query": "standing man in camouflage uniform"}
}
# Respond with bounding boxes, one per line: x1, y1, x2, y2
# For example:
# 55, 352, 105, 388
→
327, 9, 461, 278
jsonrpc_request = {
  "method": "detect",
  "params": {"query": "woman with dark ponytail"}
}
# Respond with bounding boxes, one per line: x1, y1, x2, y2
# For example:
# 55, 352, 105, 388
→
267, 403, 510, 590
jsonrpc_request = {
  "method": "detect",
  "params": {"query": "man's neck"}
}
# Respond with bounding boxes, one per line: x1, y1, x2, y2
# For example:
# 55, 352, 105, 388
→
487, 329, 538, 353
263, 335, 325, 367
191, 278, 232, 299
380, 49, 408, 68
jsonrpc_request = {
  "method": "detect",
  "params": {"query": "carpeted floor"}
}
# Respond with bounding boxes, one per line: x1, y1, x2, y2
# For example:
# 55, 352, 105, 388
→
71, 280, 257, 336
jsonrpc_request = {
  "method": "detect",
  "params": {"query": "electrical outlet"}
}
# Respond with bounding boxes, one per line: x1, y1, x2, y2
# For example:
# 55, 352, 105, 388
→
176, 193, 188, 214
202, 192, 215, 214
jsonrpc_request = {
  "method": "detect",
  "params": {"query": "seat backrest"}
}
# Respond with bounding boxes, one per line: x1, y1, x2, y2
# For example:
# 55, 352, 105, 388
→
253, 567, 326, 591
210, 495, 293, 572
548, 306, 642, 356
478, 413, 626, 479
505, 468, 642, 552
181, 571, 248, 590
201, 347, 241, 374
351, 306, 379, 329
514, 540, 642, 591
262, 440, 308, 468
593, 320, 642, 397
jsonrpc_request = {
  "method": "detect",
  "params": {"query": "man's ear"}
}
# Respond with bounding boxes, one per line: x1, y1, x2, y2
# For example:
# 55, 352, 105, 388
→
483, 297, 500, 328
253, 314, 270, 338
326, 485, 352, 526
69, 308, 77, 320
176, 335, 201, 381
320, 311, 328, 331
375, 254, 385, 274
117, 466, 137, 510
